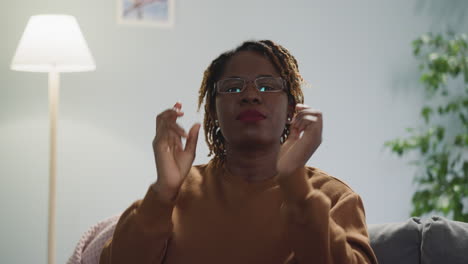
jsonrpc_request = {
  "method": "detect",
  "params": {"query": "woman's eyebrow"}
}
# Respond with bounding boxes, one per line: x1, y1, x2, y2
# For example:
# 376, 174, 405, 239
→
257, 74, 274, 78
223, 74, 275, 79
223, 74, 275, 80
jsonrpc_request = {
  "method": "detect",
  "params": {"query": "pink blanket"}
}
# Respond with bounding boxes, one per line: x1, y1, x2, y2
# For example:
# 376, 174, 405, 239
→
67, 214, 120, 264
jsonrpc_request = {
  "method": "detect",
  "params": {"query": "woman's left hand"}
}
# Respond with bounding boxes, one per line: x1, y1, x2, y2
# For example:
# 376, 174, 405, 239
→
277, 104, 323, 177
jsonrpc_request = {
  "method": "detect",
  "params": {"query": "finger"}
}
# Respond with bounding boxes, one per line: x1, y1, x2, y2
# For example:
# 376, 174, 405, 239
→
291, 115, 316, 129
173, 102, 182, 110
280, 126, 300, 157
161, 106, 185, 119
295, 104, 321, 114
291, 110, 321, 128
295, 103, 310, 111
184, 123, 201, 154
292, 108, 322, 122
170, 123, 188, 138
295, 115, 319, 132
288, 125, 301, 141
176, 135, 184, 152
158, 116, 182, 145
167, 128, 183, 152
156, 109, 184, 135
299, 118, 323, 144
156, 108, 184, 130
172, 102, 184, 120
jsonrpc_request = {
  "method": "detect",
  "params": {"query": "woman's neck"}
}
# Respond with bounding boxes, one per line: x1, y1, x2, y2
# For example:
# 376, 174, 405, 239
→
224, 143, 280, 182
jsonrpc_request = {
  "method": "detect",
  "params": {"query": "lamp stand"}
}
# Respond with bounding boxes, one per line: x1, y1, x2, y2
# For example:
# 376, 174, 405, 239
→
48, 71, 59, 264
10, 14, 95, 264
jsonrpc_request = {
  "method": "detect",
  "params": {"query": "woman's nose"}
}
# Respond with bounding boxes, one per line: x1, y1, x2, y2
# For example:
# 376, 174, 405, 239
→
240, 82, 262, 104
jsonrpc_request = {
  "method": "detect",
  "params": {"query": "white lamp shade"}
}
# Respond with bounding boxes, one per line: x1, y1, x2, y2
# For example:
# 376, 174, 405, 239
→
11, 14, 96, 72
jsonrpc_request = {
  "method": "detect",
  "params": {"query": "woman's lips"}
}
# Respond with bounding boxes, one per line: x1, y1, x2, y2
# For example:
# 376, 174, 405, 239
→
236, 109, 266, 122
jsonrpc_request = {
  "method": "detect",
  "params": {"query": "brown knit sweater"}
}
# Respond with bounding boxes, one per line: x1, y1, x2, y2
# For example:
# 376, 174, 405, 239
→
100, 162, 378, 264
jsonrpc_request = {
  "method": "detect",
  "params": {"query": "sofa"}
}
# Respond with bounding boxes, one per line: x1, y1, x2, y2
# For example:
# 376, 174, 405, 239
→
368, 216, 468, 264
67, 215, 468, 264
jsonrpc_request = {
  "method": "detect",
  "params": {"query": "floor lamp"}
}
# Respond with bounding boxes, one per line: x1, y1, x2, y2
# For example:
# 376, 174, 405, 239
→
10, 15, 96, 264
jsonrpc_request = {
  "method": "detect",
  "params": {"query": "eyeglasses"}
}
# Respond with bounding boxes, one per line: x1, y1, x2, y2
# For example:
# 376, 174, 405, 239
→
214, 77, 286, 95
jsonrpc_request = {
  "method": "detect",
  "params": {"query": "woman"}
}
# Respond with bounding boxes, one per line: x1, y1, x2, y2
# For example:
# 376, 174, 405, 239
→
99, 40, 378, 264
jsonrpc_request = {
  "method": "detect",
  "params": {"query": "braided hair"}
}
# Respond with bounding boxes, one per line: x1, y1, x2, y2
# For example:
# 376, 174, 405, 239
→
197, 40, 305, 164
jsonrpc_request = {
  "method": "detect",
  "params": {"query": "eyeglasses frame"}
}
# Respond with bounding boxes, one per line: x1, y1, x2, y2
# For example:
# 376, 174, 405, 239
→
212, 76, 287, 96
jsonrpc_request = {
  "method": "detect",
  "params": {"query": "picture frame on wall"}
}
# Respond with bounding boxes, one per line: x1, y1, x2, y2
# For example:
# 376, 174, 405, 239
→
117, 0, 174, 28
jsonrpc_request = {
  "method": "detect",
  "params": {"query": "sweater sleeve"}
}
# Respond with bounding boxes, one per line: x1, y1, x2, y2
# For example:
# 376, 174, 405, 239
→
99, 185, 175, 264
279, 169, 378, 264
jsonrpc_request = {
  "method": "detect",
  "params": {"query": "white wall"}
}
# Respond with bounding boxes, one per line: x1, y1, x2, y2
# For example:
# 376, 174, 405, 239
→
1, 0, 467, 263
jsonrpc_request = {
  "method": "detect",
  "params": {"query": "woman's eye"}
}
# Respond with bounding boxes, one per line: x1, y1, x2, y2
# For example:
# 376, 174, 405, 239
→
226, 87, 242, 93
258, 86, 274, 92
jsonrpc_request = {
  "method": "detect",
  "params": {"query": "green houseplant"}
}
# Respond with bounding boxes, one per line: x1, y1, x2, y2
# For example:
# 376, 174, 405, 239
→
385, 32, 468, 221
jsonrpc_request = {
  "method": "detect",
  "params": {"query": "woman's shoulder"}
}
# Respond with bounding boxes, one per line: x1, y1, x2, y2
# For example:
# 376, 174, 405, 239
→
182, 162, 217, 186
192, 163, 211, 171
190, 163, 212, 177
183, 163, 210, 182
304, 166, 356, 204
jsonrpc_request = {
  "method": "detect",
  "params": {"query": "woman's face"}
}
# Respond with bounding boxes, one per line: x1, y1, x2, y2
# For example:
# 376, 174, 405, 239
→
214, 51, 290, 150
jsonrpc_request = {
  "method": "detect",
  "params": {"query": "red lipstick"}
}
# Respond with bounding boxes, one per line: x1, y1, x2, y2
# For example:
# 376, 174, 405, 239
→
236, 109, 266, 122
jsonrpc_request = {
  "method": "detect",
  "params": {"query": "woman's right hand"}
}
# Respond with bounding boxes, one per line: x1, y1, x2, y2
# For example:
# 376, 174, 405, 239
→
151, 102, 200, 202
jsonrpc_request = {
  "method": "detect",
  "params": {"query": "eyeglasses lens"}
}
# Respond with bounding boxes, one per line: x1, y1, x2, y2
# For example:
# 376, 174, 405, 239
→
218, 77, 283, 94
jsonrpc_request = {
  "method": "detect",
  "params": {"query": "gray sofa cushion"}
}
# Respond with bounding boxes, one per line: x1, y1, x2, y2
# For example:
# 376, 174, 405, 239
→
368, 217, 422, 264
421, 216, 468, 264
